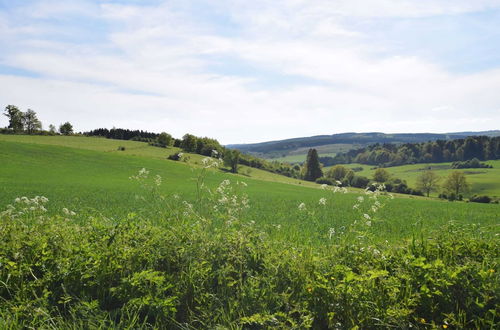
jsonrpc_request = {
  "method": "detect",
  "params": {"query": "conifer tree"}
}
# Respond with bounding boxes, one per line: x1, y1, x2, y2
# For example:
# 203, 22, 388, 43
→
303, 148, 323, 181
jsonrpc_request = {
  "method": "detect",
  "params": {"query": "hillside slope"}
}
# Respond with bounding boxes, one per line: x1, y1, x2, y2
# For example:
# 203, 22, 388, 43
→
229, 130, 500, 161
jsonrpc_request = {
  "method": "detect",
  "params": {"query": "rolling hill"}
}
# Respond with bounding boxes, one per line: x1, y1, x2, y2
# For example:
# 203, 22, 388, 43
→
228, 130, 500, 162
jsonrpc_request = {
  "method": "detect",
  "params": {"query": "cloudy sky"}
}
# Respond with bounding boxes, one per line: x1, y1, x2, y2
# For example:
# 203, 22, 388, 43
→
1, 0, 500, 144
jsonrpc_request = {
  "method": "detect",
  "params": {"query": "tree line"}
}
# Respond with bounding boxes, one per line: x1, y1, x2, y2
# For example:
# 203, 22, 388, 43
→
2, 105, 73, 135
321, 136, 500, 167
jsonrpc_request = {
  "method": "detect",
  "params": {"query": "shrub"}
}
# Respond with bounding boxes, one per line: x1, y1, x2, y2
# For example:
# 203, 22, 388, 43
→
469, 195, 492, 203
118, 146, 126, 151
315, 177, 334, 185
350, 175, 370, 188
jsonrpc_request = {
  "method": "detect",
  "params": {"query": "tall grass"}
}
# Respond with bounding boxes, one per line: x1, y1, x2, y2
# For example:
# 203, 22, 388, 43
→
1, 165, 498, 328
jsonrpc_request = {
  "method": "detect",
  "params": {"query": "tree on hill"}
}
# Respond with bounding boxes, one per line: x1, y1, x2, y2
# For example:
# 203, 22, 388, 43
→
22, 109, 42, 134
4, 105, 24, 132
59, 122, 74, 135
326, 165, 348, 181
157, 132, 173, 147
373, 168, 390, 183
442, 171, 469, 198
415, 170, 440, 197
181, 134, 198, 152
224, 149, 240, 173
303, 149, 323, 181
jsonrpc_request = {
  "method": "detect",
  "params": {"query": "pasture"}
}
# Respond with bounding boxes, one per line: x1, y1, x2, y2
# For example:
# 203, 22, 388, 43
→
0, 136, 499, 328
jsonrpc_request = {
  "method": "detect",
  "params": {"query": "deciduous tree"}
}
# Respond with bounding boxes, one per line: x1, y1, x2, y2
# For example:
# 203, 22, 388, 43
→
415, 170, 440, 197
443, 171, 469, 197
59, 122, 74, 135
4, 105, 24, 132
224, 149, 240, 173
373, 168, 390, 183
22, 109, 42, 134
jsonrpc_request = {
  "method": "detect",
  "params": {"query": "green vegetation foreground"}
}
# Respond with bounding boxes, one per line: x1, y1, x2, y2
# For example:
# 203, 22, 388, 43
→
0, 139, 499, 328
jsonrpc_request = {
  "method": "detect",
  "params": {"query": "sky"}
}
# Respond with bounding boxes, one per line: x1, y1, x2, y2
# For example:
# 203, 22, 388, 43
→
1, 0, 500, 144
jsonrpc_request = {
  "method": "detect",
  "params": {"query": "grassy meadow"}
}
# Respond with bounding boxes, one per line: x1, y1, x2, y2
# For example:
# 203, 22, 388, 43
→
1, 135, 499, 328
338, 161, 500, 197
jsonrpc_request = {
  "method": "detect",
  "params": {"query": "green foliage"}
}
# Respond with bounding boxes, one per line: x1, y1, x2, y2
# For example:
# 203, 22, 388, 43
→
4, 104, 24, 132
416, 170, 440, 197
373, 168, 390, 183
303, 149, 323, 181
22, 109, 42, 134
0, 190, 498, 328
59, 122, 74, 135
443, 171, 470, 197
0, 135, 499, 328
224, 149, 240, 173
326, 165, 348, 181
156, 132, 173, 148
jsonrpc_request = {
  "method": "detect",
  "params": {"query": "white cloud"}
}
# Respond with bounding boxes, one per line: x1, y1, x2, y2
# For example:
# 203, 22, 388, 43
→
0, 0, 499, 143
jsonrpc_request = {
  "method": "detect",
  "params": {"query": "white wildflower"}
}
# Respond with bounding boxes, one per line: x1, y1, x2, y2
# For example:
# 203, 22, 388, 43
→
365, 221, 372, 226
357, 196, 364, 202
363, 213, 371, 220
335, 180, 342, 185
328, 227, 336, 239
298, 202, 306, 211
319, 197, 327, 205
154, 175, 162, 186
321, 184, 328, 190
353, 204, 359, 209
62, 208, 69, 215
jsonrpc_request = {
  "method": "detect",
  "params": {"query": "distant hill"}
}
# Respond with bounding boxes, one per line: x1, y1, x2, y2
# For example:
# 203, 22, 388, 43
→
227, 131, 500, 162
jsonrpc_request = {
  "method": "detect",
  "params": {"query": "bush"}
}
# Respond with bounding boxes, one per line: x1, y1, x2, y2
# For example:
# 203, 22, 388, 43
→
167, 153, 182, 161
117, 146, 126, 151
315, 177, 334, 185
350, 175, 370, 188
469, 195, 492, 203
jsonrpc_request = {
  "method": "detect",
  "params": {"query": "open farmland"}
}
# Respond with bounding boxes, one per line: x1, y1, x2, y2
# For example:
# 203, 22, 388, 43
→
337, 161, 500, 198
0, 136, 499, 328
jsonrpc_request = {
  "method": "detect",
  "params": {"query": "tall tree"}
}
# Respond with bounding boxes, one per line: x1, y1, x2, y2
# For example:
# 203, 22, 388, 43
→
4, 105, 24, 132
415, 170, 440, 197
181, 134, 198, 152
303, 148, 323, 181
373, 168, 390, 183
157, 132, 173, 147
442, 171, 469, 197
224, 149, 240, 173
22, 109, 42, 134
59, 122, 74, 135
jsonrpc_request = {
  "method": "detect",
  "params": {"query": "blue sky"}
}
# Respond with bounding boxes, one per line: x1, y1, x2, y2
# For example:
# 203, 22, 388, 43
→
1, 0, 500, 143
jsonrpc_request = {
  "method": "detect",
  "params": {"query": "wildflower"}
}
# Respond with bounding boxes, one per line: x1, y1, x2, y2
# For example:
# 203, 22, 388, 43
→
319, 197, 327, 205
357, 196, 364, 202
154, 175, 162, 186
298, 202, 306, 211
365, 221, 371, 226
335, 180, 342, 185
62, 208, 69, 215
15, 197, 21, 203
363, 213, 371, 220
321, 184, 328, 190
328, 227, 335, 239
307, 287, 312, 293
353, 204, 359, 209
442, 325, 448, 329
371, 206, 378, 212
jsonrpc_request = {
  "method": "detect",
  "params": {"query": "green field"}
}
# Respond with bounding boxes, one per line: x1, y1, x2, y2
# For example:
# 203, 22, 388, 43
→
1, 135, 499, 328
334, 161, 500, 197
